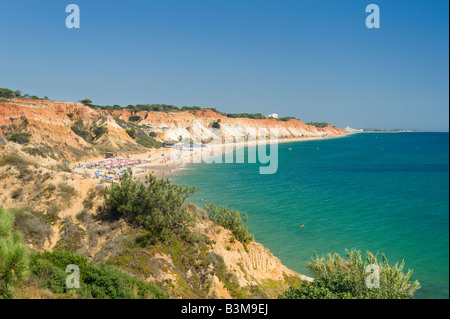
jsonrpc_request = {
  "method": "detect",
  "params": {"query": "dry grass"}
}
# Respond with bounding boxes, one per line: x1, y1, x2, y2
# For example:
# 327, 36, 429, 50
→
0, 153, 27, 167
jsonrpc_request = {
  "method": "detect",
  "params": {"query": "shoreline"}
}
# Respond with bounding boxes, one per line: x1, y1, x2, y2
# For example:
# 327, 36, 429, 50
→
73, 133, 353, 180
168, 133, 354, 178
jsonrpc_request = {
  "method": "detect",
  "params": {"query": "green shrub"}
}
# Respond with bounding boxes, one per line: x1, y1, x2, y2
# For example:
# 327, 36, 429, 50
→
0, 207, 30, 298
66, 113, 74, 118
71, 120, 94, 142
93, 126, 108, 139
278, 117, 297, 122
135, 135, 162, 148
126, 129, 136, 139
278, 249, 420, 299
306, 122, 329, 128
80, 99, 92, 105
204, 203, 254, 245
226, 113, 265, 120
53, 218, 85, 253
104, 169, 196, 243
0, 88, 21, 99
30, 257, 67, 294
9, 132, 31, 145
128, 115, 142, 122
30, 250, 168, 299
115, 117, 161, 148
211, 121, 221, 129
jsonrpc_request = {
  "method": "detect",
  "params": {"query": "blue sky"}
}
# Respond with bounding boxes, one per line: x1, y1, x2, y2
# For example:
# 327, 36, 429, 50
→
0, 0, 448, 131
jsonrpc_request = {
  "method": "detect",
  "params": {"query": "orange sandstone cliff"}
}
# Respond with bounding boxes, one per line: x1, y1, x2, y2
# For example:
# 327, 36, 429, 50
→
0, 98, 346, 162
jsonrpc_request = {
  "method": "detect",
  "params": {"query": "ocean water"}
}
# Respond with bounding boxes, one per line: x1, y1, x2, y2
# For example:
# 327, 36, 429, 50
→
171, 133, 449, 299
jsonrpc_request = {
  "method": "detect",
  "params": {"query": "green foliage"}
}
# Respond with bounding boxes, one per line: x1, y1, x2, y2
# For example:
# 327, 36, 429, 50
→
93, 126, 108, 139
115, 117, 161, 148
204, 203, 254, 245
127, 104, 179, 112
70, 119, 108, 143
80, 99, 93, 105
53, 218, 84, 253
278, 117, 297, 122
0, 88, 21, 99
0, 207, 30, 298
104, 169, 196, 243
66, 113, 74, 118
30, 250, 168, 299
211, 121, 221, 129
127, 104, 178, 112
128, 115, 142, 122
126, 129, 136, 139
9, 132, 31, 145
110, 231, 214, 298
278, 249, 420, 299
213, 254, 245, 299
226, 113, 265, 119
306, 122, 329, 128
136, 134, 161, 148
181, 106, 202, 111
71, 119, 94, 142
0, 88, 49, 100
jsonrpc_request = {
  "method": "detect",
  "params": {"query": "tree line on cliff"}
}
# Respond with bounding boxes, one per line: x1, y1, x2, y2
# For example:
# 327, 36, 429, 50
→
2, 88, 338, 126
0, 88, 48, 101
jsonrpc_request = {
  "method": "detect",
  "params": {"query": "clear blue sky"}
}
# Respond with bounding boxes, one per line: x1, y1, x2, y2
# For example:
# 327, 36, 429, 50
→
0, 0, 448, 131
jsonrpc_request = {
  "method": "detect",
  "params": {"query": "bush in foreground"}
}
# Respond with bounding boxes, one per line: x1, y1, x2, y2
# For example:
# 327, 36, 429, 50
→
104, 169, 196, 243
278, 249, 420, 299
30, 250, 168, 299
0, 207, 30, 298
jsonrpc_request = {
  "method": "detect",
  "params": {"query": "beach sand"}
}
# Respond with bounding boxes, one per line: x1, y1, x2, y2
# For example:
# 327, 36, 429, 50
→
73, 134, 351, 180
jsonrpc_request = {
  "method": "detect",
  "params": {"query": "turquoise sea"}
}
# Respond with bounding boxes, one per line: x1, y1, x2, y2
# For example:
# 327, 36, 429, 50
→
171, 133, 449, 299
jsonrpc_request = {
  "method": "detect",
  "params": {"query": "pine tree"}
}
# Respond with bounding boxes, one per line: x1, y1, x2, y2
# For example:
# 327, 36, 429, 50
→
0, 207, 29, 298
204, 203, 254, 245
104, 169, 196, 242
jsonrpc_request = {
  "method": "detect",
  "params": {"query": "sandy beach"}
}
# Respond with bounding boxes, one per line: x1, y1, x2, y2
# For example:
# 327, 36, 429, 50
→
73, 133, 351, 181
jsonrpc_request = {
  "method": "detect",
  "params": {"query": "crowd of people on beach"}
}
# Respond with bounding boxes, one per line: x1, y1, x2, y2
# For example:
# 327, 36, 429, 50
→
74, 156, 155, 181
73, 144, 209, 182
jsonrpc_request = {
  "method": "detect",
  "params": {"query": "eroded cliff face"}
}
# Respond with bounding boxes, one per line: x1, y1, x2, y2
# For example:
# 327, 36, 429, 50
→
0, 98, 346, 161
0, 98, 141, 161
114, 108, 346, 142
